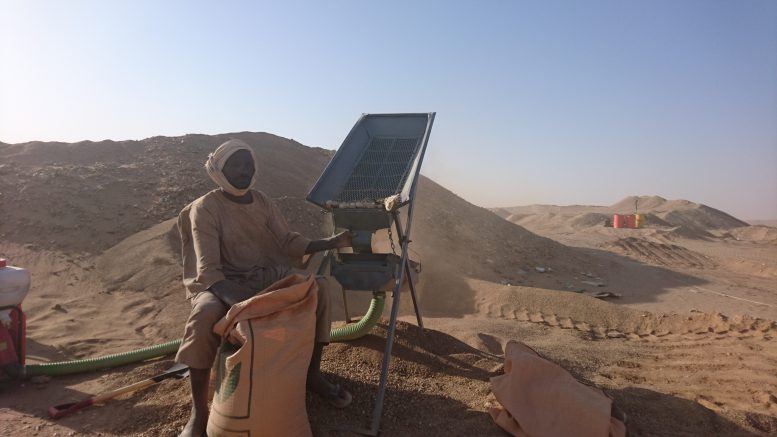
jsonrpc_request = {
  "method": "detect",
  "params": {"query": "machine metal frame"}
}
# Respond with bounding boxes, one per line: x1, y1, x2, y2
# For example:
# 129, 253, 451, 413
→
307, 112, 435, 435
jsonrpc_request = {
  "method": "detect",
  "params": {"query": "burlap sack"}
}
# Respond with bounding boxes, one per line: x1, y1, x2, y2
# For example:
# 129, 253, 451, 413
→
489, 341, 626, 437
207, 274, 318, 437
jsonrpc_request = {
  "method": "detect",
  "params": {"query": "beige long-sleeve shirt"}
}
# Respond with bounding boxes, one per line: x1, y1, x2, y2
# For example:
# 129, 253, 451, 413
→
179, 189, 311, 298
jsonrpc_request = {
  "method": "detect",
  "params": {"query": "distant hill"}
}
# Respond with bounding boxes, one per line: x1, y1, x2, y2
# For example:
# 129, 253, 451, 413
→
495, 195, 750, 239
611, 196, 748, 230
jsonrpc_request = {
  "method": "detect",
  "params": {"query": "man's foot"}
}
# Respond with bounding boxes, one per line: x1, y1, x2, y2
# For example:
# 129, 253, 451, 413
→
178, 406, 207, 437
307, 370, 352, 408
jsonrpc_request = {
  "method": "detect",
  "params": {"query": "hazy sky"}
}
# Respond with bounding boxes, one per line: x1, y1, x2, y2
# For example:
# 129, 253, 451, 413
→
2, 1, 776, 219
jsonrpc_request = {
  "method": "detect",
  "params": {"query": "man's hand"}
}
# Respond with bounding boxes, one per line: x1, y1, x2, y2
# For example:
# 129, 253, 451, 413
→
330, 230, 353, 249
305, 230, 355, 254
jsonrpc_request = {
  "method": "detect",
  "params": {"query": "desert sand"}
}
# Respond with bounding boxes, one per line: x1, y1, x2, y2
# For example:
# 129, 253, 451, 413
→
0, 133, 775, 436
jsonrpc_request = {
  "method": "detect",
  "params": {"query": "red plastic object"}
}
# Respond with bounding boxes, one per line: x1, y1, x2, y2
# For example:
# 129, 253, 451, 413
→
0, 305, 25, 375
14, 306, 25, 366
0, 324, 18, 366
613, 214, 623, 228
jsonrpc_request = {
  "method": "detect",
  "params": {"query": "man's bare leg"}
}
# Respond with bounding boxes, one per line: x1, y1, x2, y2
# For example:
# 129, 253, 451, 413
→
179, 368, 209, 437
307, 342, 351, 407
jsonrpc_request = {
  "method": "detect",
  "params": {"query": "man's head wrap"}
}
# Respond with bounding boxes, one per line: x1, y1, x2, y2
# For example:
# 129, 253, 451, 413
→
205, 139, 258, 196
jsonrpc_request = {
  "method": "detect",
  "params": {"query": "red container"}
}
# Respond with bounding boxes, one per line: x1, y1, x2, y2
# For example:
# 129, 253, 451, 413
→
0, 324, 18, 366
14, 306, 25, 366
0, 305, 25, 377
613, 214, 624, 228
625, 214, 637, 229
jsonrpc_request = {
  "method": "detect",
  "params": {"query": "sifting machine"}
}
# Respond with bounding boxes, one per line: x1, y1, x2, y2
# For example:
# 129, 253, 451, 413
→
307, 112, 435, 435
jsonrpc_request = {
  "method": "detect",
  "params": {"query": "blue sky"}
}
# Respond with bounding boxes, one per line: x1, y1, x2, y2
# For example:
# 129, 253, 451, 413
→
2, 1, 776, 219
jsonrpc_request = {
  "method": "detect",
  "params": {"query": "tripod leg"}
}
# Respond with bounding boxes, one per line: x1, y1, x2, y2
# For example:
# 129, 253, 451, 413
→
405, 262, 423, 329
368, 273, 402, 434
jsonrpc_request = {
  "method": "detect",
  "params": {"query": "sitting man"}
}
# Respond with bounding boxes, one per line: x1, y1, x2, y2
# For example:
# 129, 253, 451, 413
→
176, 139, 352, 437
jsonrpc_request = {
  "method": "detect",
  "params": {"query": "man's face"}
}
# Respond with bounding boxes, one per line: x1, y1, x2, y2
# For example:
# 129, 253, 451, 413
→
222, 149, 255, 189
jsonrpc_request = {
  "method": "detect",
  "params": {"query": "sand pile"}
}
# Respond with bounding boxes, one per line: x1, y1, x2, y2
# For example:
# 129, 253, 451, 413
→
0, 133, 336, 360
611, 196, 748, 229
569, 212, 611, 228
730, 225, 777, 244
0, 133, 331, 254
408, 179, 605, 316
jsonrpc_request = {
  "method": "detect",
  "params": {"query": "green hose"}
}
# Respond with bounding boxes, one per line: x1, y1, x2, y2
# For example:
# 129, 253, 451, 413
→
24, 340, 183, 377
330, 294, 385, 342
24, 295, 386, 377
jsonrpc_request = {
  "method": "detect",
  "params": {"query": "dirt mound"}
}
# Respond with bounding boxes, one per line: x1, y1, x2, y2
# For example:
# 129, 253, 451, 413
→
491, 207, 511, 219
611, 195, 668, 211
662, 207, 744, 233
0, 133, 331, 254
408, 179, 603, 317
612, 196, 749, 231
96, 218, 180, 293
569, 212, 610, 228
730, 225, 777, 244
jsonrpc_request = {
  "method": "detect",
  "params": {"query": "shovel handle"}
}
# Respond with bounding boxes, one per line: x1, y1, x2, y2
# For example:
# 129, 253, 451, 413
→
48, 398, 95, 419
93, 379, 156, 403
47, 365, 188, 419
48, 379, 156, 419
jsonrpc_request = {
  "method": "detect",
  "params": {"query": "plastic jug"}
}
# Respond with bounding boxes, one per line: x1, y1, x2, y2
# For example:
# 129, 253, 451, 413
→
0, 259, 31, 308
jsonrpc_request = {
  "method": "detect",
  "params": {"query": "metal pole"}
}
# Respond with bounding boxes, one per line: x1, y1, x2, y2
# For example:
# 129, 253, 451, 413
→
405, 262, 423, 329
392, 211, 423, 329
367, 114, 434, 435
368, 222, 407, 435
